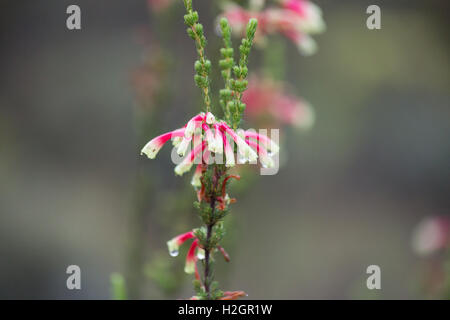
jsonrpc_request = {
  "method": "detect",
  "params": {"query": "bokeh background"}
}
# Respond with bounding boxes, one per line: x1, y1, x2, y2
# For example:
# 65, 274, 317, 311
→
0, 0, 448, 299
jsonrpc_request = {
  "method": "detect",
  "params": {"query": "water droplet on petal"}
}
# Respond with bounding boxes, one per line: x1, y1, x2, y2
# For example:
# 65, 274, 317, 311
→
170, 250, 179, 257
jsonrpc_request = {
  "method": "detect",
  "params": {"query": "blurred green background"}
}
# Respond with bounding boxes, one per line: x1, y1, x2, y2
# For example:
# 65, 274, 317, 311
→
0, 0, 448, 299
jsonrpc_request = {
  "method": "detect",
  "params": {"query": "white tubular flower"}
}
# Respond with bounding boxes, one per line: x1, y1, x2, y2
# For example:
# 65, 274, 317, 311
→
223, 133, 235, 167
177, 136, 192, 156
214, 123, 223, 154
221, 123, 258, 163
247, 140, 274, 168
202, 123, 217, 153
244, 130, 280, 155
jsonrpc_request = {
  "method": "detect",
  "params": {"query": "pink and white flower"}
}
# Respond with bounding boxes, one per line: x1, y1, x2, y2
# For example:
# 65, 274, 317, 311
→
166, 230, 195, 257
166, 230, 201, 278
167, 230, 229, 278
243, 75, 315, 129
412, 216, 450, 256
141, 112, 279, 181
141, 128, 185, 159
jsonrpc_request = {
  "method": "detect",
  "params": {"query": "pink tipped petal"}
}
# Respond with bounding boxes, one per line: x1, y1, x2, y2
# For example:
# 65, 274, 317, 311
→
184, 113, 205, 138
244, 131, 280, 155
220, 123, 257, 162
141, 128, 185, 159
247, 140, 274, 168
167, 231, 195, 256
184, 239, 199, 274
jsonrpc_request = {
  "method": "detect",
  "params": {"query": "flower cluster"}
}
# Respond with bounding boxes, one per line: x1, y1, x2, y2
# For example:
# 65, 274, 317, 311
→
220, 0, 325, 55
243, 75, 315, 129
141, 111, 279, 180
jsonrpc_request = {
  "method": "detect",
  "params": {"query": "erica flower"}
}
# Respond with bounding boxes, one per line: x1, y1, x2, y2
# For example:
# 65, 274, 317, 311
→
141, 112, 279, 181
412, 216, 450, 256
243, 75, 315, 129
219, 291, 247, 300
279, 0, 325, 34
167, 230, 195, 257
167, 230, 229, 278
220, 0, 325, 55
167, 231, 202, 279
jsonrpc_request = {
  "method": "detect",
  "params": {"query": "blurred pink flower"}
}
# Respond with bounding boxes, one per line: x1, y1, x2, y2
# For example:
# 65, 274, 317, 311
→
147, 0, 173, 12
220, 0, 325, 55
242, 75, 314, 129
412, 216, 450, 256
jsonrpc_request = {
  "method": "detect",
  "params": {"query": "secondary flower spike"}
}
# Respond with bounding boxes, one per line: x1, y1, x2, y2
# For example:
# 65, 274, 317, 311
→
220, 0, 325, 55
243, 75, 315, 129
140, 112, 279, 179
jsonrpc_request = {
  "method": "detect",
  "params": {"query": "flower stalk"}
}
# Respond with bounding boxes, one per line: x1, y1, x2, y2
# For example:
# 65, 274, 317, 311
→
141, 0, 277, 300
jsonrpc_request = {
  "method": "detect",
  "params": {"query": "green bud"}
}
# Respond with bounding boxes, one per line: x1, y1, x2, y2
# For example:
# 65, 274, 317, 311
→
233, 66, 240, 77
219, 59, 233, 70
221, 70, 228, 79
192, 11, 199, 23
186, 28, 196, 40
220, 89, 232, 98
241, 66, 248, 78
194, 74, 207, 88
195, 23, 203, 35
204, 60, 211, 72
246, 18, 258, 39
194, 60, 202, 73
220, 18, 230, 34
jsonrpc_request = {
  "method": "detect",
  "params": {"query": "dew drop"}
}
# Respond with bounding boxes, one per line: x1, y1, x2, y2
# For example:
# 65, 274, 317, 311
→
170, 250, 179, 257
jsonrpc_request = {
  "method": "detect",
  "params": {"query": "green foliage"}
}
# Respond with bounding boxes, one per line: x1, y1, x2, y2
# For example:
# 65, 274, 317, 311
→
183, 0, 212, 112
229, 18, 258, 129
110, 273, 127, 300
219, 18, 235, 122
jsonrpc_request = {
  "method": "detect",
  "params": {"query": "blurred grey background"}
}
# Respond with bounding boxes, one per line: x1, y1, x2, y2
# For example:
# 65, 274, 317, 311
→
0, 0, 448, 299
